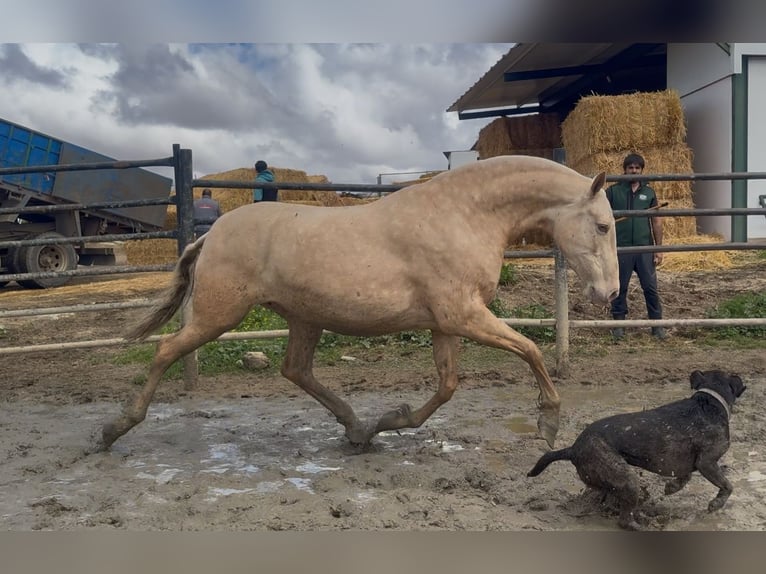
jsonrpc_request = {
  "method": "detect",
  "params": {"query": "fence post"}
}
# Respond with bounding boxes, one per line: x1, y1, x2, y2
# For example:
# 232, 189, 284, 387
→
553, 249, 570, 378
173, 144, 199, 390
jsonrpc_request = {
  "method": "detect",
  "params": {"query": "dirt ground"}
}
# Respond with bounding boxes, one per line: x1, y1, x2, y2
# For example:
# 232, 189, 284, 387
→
0, 257, 765, 531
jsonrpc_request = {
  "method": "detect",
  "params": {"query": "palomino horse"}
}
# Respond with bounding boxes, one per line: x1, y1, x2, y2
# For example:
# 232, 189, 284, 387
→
100, 155, 618, 451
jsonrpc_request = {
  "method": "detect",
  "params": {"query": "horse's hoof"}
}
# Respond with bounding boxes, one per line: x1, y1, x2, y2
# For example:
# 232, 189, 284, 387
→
395, 403, 412, 417
99, 423, 121, 451
345, 424, 373, 447
375, 403, 413, 433
619, 519, 644, 531
537, 412, 559, 448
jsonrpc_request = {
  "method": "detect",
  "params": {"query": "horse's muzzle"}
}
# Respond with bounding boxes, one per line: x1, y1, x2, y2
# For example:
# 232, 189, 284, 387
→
587, 285, 619, 306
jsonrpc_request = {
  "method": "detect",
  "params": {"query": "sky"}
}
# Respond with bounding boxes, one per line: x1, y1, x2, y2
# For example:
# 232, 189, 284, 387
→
0, 43, 513, 184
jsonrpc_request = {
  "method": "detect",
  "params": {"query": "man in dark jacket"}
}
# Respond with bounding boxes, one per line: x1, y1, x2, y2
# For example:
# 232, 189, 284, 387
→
606, 153, 667, 341
253, 160, 277, 202
193, 188, 221, 239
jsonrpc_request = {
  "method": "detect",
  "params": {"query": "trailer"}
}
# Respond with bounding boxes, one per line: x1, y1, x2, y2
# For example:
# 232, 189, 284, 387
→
0, 118, 172, 288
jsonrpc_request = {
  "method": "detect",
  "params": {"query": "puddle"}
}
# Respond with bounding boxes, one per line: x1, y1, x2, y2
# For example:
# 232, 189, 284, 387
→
255, 481, 283, 494
285, 477, 314, 492
205, 487, 255, 501
423, 439, 464, 452
295, 462, 341, 473
505, 416, 537, 434
136, 468, 182, 484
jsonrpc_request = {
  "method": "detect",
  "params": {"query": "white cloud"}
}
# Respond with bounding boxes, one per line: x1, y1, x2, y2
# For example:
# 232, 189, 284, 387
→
0, 43, 512, 184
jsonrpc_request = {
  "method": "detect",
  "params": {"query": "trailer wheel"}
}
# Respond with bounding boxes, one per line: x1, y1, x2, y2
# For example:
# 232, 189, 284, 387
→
17, 232, 78, 289
1, 246, 26, 287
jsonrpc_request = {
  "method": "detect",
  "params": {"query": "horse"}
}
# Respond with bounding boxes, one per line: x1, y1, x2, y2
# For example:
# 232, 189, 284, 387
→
99, 155, 619, 452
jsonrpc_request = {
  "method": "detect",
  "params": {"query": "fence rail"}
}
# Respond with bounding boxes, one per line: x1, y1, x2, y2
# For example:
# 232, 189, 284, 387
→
1, 146, 765, 382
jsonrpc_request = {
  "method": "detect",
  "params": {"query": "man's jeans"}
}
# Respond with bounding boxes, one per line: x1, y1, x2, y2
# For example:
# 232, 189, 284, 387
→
610, 252, 663, 319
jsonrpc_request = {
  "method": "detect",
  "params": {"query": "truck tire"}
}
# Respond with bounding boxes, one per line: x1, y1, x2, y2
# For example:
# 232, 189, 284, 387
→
16, 232, 78, 289
0, 246, 26, 287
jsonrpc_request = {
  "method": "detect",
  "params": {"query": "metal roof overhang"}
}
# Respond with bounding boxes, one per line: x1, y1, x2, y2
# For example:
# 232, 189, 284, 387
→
447, 43, 666, 119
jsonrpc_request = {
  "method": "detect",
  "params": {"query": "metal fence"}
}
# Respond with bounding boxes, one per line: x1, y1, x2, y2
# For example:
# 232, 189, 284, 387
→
1, 147, 765, 383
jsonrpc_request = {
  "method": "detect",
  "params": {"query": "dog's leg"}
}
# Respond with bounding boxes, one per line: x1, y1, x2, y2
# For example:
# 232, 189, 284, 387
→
664, 474, 691, 496
696, 456, 733, 511
574, 442, 643, 530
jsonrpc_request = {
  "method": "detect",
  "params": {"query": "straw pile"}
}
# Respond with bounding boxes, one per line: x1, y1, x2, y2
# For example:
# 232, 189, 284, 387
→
474, 113, 562, 159
126, 165, 335, 265
561, 91, 687, 168
197, 166, 337, 208
661, 234, 737, 271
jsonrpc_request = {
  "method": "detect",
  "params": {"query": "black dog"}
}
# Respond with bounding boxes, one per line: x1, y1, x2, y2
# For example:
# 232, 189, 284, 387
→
527, 370, 747, 530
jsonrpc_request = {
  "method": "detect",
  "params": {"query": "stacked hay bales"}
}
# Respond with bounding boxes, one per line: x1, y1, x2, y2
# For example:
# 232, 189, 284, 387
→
126, 166, 334, 266
560, 90, 729, 269
199, 166, 337, 208
474, 113, 562, 161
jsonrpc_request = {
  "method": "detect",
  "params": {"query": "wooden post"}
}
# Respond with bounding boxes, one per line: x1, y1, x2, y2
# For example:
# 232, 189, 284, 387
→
553, 249, 570, 379
173, 145, 199, 390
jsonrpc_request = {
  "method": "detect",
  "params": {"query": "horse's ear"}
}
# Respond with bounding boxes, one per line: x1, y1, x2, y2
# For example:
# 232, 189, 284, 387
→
590, 172, 607, 196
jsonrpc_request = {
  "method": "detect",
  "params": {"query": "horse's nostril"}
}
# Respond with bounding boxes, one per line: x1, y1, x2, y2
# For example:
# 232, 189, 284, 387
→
608, 289, 619, 302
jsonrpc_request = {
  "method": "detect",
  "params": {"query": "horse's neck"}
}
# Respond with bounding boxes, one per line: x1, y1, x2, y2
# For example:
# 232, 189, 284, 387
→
466, 170, 573, 242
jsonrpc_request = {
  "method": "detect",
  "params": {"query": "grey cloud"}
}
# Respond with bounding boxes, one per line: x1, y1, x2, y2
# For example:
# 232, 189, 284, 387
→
3, 42, 508, 184
90, 44, 292, 131
0, 44, 70, 88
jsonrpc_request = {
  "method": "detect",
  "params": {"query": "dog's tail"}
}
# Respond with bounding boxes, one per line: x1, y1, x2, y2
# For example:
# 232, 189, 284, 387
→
527, 447, 574, 477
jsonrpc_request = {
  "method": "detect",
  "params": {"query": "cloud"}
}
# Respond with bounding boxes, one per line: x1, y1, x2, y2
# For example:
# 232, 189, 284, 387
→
0, 44, 70, 88
0, 43, 512, 183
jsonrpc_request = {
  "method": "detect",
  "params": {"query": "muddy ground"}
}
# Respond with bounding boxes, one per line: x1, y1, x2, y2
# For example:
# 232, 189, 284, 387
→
0, 257, 765, 531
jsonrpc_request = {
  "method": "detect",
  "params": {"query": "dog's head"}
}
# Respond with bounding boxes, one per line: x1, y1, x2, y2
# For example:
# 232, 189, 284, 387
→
690, 369, 747, 408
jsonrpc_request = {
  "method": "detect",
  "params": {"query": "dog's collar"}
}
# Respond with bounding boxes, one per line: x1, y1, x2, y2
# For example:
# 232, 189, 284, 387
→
696, 388, 730, 419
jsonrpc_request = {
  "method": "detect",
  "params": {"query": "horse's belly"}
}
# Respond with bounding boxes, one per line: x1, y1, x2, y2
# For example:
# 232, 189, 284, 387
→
271, 293, 434, 336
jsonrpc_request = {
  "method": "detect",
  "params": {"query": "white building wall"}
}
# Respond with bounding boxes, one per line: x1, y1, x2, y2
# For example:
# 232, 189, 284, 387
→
667, 44, 734, 239
746, 56, 766, 239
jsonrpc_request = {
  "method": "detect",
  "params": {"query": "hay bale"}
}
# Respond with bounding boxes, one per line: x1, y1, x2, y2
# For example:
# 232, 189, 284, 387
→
198, 166, 332, 207
661, 234, 735, 271
475, 114, 562, 159
125, 238, 177, 266
562, 90, 687, 167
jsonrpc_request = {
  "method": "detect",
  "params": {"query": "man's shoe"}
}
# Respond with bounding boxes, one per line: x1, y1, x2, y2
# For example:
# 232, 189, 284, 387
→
611, 315, 626, 341
651, 327, 668, 340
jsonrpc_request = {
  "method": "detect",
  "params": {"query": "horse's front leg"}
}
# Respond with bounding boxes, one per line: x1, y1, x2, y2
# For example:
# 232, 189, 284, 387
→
374, 331, 460, 433
456, 305, 560, 448
281, 321, 371, 445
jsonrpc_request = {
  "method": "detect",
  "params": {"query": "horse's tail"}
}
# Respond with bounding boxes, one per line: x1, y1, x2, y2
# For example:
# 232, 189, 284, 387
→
124, 235, 206, 341
526, 447, 573, 477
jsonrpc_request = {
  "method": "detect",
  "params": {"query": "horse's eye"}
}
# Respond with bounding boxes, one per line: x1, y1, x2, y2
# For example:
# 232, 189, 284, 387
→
597, 223, 609, 234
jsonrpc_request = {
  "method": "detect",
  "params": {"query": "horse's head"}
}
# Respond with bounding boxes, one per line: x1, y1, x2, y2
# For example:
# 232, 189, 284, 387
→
551, 172, 619, 305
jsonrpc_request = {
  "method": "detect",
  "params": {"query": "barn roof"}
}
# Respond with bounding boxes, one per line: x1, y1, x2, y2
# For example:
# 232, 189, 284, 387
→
447, 43, 667, 119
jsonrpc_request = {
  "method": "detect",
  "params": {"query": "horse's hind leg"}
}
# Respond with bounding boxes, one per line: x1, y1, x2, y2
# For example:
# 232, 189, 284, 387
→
99, 297, 252, 451
373, 331, 459, 434
454, 304, 560, 448
280, 320, 369, 445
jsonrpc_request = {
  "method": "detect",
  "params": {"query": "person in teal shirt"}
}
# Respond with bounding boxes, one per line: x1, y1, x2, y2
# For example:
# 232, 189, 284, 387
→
606, 153, 667, 341
253, 160, 276, 202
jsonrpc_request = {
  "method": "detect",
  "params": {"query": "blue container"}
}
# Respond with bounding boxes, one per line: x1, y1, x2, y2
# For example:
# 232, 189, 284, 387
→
0, 117, 171, 229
